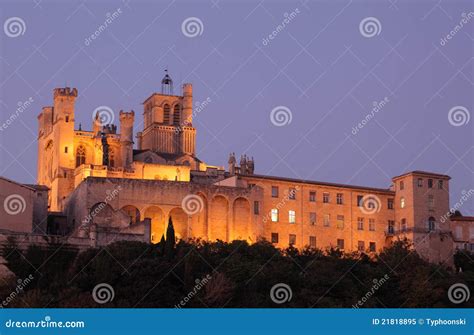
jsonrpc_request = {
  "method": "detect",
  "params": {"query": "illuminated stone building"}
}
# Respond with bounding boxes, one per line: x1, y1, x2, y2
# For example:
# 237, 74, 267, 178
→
31, 73, 473, 262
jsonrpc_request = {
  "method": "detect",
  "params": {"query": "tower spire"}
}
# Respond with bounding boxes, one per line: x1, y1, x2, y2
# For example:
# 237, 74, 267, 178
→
161, 69, 174, 95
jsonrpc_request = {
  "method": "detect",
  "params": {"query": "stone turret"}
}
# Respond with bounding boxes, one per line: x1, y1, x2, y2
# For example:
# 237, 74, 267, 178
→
182, 83, 193, 126
120, 110, 134, 168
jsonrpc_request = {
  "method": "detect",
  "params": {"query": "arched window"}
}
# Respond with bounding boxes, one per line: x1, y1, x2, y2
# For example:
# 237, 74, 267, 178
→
163, 104, 171, 124
76, 145, 86, 167
121, 205, 141, 224
428, 217, 436, 231
173, 104, 181, 125
109, 150, 115, 167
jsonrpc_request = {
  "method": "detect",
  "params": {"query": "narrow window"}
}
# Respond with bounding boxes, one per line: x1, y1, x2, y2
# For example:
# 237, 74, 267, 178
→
438, 180, 443, 190
309, 236, 316, 248
357, 241, 365, 252
323, 192, 330, 203
369, 218, 375, 231
309, 191, 316, 202
337, 239, 345, 250
289, 234, 296, 245
163, 104, 171, 124
428, 195, 434, 209
271, 209, 279, 222
401, 218, 407, 232
271, 186, 279, 198
388, 220, 395, 234
400, 197, 406, 208
271, 233, 279, 244
288, 187, 296, 200
428, 217, 436, 231
357, 217, 364, 230
253, 201, 260, 215
387, 198, 394, 210
428, 179, 433, 188
309, 212, 316, 225
400, 180, 404, 190
357, 195, 363, 207
417, 178, 423, 187
323, 214, 330, 227
337, 215, 344, 229
173, 104, 181, 125
336, 193, 343, 205
289, 210, 296, 224
369, 242, 376, 252
64, 146, 68, 153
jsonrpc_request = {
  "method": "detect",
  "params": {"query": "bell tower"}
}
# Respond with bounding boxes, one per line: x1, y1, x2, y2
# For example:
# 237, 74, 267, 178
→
139, 71, 196, 157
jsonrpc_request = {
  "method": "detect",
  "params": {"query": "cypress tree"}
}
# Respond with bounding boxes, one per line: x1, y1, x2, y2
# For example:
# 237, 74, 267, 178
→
165, 216, 176, 258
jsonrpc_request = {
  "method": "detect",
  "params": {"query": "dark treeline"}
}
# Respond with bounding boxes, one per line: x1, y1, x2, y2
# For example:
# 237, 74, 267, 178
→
1, 235, 473, 308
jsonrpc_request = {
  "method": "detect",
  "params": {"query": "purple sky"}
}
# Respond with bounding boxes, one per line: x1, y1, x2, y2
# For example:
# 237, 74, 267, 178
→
0, 0, 472, 215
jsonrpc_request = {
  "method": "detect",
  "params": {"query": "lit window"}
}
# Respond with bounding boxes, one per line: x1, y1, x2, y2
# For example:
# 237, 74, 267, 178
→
309, 212, 316, 225
357, 241, 365, 252
337, 215, 344, 229
369, 218, 375, 231
323, 192, 330, 203
400, 197, 405, 208
337, 239, 344, 250
309, 236, 316, 248
271, 233, 279, 244
271, 186, 279, 198
76, 145, 86, 167
309, 191, 316, 202
289, 210, 296, 224
428, 179, 433, 188
289, 234, 296, 245
271, 209, 279, 222
336, 193, 343, 205
323, 214, 330, 227
357, 217, 364, 230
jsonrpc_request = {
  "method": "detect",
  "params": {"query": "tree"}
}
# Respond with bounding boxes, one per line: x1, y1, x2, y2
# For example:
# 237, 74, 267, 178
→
165, 216, 176, 258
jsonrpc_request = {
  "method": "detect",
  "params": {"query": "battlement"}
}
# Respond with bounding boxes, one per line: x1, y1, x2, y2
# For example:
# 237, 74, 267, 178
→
119, 110, 135, 120
53, 87, 78, 99
102, 124, 117, 134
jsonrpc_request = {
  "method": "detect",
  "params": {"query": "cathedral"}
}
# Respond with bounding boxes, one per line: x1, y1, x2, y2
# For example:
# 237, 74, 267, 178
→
1, 72, 471, 264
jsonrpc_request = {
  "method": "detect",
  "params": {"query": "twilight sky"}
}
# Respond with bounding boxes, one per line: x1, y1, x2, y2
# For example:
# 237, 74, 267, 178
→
0, 0, 472, 215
